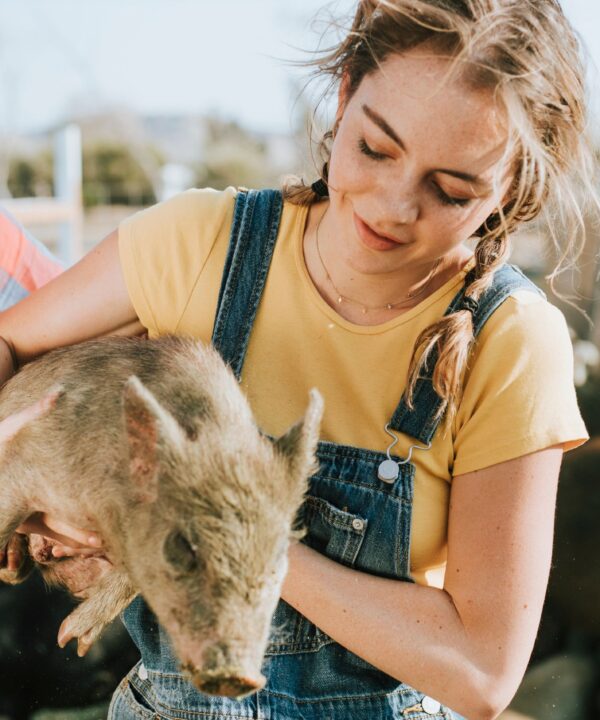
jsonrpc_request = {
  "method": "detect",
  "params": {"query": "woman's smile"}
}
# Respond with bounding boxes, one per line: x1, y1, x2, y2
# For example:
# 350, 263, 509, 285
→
353, 211, 413, 251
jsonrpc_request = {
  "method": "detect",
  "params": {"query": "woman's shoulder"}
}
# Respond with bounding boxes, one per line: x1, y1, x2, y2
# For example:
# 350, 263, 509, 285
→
120, 185, 238, 236
466, 274, 575, 395
475, 278, 570, 353
453, 278, 586, 476
117, 187, 239, 337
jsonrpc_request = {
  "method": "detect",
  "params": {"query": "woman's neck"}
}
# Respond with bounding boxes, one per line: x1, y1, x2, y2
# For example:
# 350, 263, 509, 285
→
302, 201, 473, 326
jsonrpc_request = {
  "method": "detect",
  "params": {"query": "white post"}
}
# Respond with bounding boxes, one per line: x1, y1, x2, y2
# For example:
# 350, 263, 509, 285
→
54, 124, 83, 265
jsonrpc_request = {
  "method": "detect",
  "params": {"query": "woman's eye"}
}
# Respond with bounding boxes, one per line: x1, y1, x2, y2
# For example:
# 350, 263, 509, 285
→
358, 137, 388, 161
433, 184, 472, 208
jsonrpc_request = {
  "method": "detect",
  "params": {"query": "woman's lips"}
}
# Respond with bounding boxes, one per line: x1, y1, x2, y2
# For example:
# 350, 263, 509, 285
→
352, 213, 410, 251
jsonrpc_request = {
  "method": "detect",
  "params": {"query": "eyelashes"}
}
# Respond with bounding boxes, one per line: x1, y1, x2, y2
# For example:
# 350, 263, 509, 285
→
432, 185, 471, 208
357, 137, 472, 208
358, 137, 388, 162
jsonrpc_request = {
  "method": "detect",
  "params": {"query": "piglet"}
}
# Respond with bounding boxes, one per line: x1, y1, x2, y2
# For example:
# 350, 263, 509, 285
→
0, 335, 322, 698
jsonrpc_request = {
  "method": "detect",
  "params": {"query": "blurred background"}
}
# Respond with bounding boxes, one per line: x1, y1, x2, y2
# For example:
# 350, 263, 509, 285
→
0, 1, 598, 718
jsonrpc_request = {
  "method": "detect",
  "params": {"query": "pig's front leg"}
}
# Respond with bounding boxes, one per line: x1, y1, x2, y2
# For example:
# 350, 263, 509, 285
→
58, 567, 137, 657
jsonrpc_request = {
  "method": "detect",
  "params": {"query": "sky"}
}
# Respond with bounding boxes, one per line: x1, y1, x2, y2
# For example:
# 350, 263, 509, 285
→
0, 0, 598, 137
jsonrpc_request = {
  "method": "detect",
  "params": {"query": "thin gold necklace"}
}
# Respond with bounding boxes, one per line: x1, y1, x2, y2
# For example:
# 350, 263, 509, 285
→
314, 208, 442, 314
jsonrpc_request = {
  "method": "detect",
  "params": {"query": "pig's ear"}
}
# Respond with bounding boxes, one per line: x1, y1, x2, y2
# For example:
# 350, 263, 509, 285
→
274, 389, 323, 478
0, 386, 62, 450
123, 376, 185, 504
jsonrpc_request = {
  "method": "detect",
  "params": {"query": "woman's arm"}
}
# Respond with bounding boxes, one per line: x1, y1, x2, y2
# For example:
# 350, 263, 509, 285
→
0, 229, 142, 372
280, 447, 562, 720
0, 229, 140, 568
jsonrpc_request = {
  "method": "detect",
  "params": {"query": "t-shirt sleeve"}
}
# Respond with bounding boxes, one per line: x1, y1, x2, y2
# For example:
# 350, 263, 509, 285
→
452, 290, 588, 476
118, 186, 237, 336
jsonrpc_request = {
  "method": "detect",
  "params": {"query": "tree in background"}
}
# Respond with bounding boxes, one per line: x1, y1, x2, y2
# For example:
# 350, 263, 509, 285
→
6, 142, 160, 208
7, 152, 53, 198
195, 117, 281, 190
82, 142, 159, 207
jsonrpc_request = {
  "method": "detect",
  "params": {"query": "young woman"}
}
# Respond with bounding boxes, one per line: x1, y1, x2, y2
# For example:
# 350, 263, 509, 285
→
0, 2, 593, 718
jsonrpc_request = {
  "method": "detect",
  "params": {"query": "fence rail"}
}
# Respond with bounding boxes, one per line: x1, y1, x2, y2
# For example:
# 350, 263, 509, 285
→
2, 124, 83, 265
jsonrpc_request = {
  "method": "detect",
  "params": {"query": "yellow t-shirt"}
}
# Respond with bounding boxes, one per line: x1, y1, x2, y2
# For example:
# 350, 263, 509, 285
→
119, 187, 588, 587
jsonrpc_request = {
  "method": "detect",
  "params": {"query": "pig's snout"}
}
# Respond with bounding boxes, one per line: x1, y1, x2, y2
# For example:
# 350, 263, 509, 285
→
190, 668, 266, 698
180, 640, 266, 698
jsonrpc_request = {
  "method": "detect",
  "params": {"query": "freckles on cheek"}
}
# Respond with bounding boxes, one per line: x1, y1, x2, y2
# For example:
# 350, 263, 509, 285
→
329, 146, 368, 194
434, 209, 472, 238
453, 201, 495, 237
331, 164, 364, 196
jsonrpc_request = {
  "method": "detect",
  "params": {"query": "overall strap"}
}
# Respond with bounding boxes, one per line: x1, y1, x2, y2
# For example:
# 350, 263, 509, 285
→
389, 263, 545, 444
211, 188, 284, 379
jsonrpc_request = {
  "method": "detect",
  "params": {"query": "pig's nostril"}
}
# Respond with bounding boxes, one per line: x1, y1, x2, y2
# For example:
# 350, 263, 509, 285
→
194, 670, 266, 699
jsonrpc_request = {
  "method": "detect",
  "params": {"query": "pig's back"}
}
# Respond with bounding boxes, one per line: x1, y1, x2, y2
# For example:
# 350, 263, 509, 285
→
0, 335, 219, 418
0, 336, 229, 512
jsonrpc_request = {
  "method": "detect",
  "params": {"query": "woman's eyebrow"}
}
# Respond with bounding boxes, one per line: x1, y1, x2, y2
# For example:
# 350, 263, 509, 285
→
362, 104, 406, 150
362, 103, 492, 191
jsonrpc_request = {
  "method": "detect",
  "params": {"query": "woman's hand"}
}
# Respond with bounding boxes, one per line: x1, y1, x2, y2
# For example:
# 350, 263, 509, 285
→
0, 391, 104, 571
2, 513, 105, 572
16, 513, 103, 558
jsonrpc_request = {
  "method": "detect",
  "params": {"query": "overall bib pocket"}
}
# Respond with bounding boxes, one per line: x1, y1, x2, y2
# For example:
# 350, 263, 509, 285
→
266, 493, 367, 655
300, 494, 368, 566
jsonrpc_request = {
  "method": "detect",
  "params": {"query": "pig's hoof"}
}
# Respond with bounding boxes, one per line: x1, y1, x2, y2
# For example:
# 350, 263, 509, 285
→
77, 627, 102, 657
58, 613, 103, 655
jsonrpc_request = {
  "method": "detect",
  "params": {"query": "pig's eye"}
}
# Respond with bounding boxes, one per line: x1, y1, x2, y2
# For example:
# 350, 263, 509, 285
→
163, 531, 198, 572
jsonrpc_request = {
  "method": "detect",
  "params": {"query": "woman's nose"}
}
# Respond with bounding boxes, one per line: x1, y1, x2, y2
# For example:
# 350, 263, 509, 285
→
378, 175, 420, 226
393, 199, 419, 225
374, 195, 419, 229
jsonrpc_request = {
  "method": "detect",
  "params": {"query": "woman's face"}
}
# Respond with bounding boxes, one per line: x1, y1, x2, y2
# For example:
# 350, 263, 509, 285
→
327, 48, 513, 274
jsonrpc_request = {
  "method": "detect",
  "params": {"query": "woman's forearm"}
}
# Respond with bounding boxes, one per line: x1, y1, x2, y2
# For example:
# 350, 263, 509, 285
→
281, 543, 495, 720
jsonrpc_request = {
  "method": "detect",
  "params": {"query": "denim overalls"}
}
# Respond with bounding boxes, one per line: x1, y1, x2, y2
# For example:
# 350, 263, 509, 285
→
109, 189, 543, 720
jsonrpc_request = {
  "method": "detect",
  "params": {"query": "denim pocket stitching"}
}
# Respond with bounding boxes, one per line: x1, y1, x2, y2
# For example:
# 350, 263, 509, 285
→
130, 674, 257, 720
302, 495, 367, 567
303, 495, 368, 530
122, 679, 157, 720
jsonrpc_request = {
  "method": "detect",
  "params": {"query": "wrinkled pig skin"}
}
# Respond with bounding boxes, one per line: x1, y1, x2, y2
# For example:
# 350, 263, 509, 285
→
0, 335, 322, 698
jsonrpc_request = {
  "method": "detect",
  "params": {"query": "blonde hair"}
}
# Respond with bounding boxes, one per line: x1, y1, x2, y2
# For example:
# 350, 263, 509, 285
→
283, 0, 598, 422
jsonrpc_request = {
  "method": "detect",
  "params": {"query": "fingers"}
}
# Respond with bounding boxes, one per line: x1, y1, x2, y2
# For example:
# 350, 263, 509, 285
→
16, 513, 103, 550
0, 386, 63, 445
7, 536, 23, 572
52, 545, 104, 559
42, 515, 103, 549
0, 535, 24, 572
